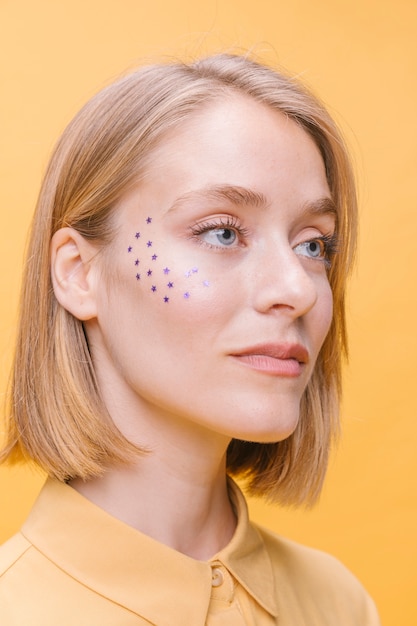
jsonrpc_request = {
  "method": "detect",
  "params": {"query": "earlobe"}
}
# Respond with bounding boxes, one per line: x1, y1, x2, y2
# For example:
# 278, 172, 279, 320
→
50, 227, 99, 321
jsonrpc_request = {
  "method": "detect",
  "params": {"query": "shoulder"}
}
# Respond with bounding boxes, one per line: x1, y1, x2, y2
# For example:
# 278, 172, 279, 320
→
0, 533, 32, 576
0, 531, 152, 626
0, 533, 37, 625
257, 523, 358, 582
255, 524, 381, 625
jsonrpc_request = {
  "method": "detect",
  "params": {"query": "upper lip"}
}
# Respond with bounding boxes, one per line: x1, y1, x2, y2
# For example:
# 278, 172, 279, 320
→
230, 342, 309, 364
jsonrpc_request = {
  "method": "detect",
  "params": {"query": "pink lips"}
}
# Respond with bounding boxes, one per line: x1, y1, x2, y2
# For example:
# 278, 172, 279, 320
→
230, 343, 308, 377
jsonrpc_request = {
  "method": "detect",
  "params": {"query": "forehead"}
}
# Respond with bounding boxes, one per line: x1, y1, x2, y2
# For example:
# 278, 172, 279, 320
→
137, 94, 331, 211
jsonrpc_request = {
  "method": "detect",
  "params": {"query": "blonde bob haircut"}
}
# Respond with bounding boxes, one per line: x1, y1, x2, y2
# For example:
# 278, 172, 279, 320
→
1, 53, 357, 506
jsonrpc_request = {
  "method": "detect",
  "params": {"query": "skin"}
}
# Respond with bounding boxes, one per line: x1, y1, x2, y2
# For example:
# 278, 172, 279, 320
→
54, 94, 335, 559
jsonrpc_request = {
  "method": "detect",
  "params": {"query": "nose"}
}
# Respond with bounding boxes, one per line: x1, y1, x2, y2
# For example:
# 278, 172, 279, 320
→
251, 241, 320, 318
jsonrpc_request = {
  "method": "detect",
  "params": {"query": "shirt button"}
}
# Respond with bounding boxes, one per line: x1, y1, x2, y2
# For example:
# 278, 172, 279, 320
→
211, 566, 224, 587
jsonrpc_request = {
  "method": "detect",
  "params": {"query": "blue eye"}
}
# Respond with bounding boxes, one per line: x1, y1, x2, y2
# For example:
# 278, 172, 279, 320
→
295, 240, 324, 259
190, 216, 247, 249
201, 227, 237, 247
294, 233, 338, 267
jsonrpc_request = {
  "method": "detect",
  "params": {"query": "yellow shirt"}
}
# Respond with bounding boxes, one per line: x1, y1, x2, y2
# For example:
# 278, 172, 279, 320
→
0, 479, 380, 625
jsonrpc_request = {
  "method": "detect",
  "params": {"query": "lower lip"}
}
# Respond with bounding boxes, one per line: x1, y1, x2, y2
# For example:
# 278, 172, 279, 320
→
231, 354, 304, 377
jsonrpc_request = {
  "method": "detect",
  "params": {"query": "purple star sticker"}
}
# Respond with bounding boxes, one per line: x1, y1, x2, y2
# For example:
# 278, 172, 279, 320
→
127, 246, 132, 253
136, 273, 141, 280
147, 269, 152, 276
184, 292, 190, 299
164, 296, 169, 303
152, 254, 158, 261
146, 217, 152, 224
192, 267, 198, 273
135, 232, 141, 239
167, 281, 174, 288
151, 285, 157, 292
203, 280, 210, 287
147, 241, 152, 247
135, 259, 139, 266
163, 267, 170, 274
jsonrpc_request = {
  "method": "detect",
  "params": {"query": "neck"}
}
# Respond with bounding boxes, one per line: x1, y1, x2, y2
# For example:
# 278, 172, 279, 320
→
71, 432, 237, 561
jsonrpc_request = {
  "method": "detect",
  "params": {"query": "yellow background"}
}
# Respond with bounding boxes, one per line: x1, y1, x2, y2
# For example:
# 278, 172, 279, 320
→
0, 1, 416, 624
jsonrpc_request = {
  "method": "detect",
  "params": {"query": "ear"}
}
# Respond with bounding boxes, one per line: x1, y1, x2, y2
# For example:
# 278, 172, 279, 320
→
51, 227, 100, 321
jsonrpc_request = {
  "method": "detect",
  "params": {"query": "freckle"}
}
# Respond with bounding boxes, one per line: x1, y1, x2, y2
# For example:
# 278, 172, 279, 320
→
128, 246, 132, 253
146, 217, 152, 224
147, 241, 152, 247
135, 232, 141, 239
147, 269, 152, 276
184, 292, 190, 299
136, 273, 141, 280
152, 254, 158, 261
151, 285, 157, 292
167, 282, 174, 288
135, 259, 139, 266
164, 296, 169, 303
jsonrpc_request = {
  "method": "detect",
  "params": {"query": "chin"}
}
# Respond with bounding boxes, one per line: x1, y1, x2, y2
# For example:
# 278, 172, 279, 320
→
228, 411, 301, 445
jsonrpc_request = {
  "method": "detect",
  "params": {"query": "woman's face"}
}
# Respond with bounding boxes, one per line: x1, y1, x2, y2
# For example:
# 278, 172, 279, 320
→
87, 95, 335, 446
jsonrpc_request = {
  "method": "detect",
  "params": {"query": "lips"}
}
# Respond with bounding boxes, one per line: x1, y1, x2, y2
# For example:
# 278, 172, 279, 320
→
229, 343, 309, 377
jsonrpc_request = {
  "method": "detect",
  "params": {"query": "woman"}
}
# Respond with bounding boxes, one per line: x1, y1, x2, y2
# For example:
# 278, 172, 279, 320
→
0, 53, 380, 624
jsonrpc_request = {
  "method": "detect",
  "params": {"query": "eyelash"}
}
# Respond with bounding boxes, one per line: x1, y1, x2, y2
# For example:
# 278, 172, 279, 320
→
296, 232, 338, 268
189, 216, 249, 248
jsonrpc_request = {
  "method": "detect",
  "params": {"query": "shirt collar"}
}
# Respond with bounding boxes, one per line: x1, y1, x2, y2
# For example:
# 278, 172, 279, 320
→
22, 478, 278, 624
217, 478, 278, 617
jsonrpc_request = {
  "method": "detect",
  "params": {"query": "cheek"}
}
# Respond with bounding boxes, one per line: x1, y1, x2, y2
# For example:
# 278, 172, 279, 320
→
125, 219, 214, 309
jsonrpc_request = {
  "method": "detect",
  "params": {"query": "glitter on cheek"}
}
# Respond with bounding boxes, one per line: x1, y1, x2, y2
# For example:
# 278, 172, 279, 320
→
185, 272, 213, 302
185, 266, 199, 278
127, 226, 213, 305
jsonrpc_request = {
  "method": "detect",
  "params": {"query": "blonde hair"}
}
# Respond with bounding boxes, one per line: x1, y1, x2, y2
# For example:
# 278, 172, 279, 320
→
1, 53, 357, 505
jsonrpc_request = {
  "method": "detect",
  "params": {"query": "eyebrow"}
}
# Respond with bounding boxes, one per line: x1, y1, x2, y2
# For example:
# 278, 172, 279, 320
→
299, 197, 338, 221
166, 185, 269, 213
167, 184, 338, 222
